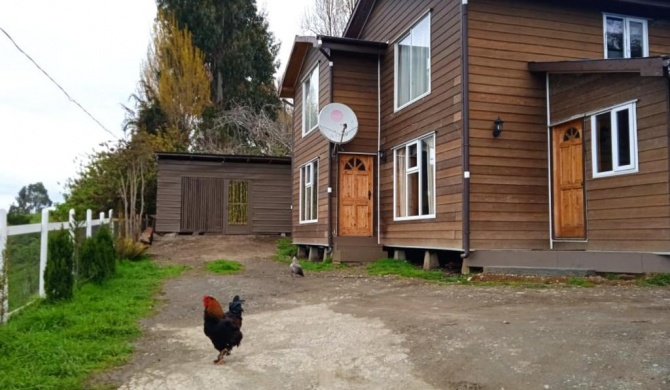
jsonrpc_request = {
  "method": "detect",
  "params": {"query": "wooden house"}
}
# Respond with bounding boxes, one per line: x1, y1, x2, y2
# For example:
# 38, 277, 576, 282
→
279, 0, 670, 273
154, 152, 291, 236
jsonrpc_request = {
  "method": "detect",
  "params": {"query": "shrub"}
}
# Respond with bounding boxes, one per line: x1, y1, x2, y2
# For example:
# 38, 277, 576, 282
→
44, 228, 74, 302
115, 238, 148, 261
78, 237, 101, 284
95, 226, 116, 280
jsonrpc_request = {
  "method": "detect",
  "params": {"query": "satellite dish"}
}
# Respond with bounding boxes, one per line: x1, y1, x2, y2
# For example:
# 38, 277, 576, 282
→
318, 103, 358, 144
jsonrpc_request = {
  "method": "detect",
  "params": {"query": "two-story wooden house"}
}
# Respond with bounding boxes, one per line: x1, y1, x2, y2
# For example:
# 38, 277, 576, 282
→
279, 0, 670, 273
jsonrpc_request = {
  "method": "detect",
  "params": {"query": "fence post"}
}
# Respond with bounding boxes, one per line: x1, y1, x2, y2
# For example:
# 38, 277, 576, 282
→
99, 212, 105, 227
0, 209, 8, 323
108, 209, 114, 237
86, 209, 92, 238
68, 209, 75, 242
39, 208, 50, 298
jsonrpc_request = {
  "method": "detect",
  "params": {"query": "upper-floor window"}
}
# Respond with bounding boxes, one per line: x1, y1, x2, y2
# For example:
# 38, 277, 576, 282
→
299, 159, 318, 223
395, 13, 431, 111
302, 65, 319, 136
603, 14, 648, 59
591, 102, 638, 178
394, 133, 436, 220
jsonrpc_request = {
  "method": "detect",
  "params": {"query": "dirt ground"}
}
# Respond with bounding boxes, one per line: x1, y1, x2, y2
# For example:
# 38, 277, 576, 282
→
94, 235, 670, 390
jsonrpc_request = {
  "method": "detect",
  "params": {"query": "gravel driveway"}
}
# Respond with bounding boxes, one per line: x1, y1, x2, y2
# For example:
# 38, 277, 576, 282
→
93, 235, 670, 390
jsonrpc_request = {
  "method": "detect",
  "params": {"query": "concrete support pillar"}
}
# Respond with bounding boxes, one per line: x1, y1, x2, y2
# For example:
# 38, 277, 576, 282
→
423, 250, 439, 270
393, 249, 406, 260
461, 259, 471, 275
297, 246, 307, 258
323, 247, 331, 262
308, 246, 320, 262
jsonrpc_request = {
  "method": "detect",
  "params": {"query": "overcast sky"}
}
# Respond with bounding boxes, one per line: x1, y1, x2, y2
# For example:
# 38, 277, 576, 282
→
0, 0, 310, 211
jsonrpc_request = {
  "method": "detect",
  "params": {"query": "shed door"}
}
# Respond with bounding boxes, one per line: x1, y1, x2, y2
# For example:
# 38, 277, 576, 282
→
180, 177, 224, 233
225, 180, 251, 234
339, 155, 373, 236
552, 120, 586, 239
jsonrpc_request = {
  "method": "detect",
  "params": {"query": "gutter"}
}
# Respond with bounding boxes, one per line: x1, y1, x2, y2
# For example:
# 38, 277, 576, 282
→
460, 0, 471, 260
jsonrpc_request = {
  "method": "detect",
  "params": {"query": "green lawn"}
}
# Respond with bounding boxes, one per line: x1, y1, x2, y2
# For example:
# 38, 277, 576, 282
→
5, 233, 41, 311
273, 238, 345, 272
0, 260, 186, 390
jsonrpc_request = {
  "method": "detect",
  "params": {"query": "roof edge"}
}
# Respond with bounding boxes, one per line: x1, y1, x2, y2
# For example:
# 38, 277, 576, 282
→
529, 56, 670, 77
155, 152, 292, 165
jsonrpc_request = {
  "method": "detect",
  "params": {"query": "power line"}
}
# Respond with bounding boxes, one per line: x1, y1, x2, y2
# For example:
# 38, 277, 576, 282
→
0, 26, 119, 140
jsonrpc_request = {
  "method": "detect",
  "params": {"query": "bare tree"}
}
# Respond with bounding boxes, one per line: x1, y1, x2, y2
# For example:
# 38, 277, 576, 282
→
301, 0, 356, 37
193, 104, 292, 156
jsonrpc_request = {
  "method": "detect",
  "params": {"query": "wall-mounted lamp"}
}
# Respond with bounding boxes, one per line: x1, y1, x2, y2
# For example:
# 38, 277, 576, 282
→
493, 116, 504, 138
378, 149, 387, 163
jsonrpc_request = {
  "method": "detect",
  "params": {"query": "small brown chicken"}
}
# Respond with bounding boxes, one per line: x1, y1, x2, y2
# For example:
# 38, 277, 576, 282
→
203, 295, 243, 365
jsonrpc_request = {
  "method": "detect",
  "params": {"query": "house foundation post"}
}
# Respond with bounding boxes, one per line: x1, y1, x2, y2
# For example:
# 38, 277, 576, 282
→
297, 246, 307, 258
393, 249, 406, 260
308, 246, 320, 262
423, 250, 439, 270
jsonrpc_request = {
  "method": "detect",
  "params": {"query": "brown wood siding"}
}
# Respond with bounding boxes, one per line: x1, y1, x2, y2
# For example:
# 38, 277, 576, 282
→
292, 48, 331, 245
155, 160, 291, 234
360, 0, 464, 250
550, 73, 670, 252
467, 0, 670, 251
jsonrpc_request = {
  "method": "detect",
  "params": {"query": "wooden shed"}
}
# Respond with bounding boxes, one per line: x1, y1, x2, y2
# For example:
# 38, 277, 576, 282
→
155, 152, 292, 235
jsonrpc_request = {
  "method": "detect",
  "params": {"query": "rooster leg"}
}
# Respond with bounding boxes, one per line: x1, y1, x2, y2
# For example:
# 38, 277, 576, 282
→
214, 349, 228, 364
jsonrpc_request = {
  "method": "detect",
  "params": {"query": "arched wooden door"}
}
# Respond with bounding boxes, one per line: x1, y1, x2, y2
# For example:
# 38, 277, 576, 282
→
339, 155, 373, 236
552, 120, 586, 239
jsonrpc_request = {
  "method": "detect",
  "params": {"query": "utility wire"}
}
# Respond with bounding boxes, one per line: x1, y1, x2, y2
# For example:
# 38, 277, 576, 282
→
0, 26, 119, 140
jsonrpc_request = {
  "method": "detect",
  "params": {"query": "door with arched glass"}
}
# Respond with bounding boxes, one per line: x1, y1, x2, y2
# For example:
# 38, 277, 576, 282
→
339, 155, 373, 236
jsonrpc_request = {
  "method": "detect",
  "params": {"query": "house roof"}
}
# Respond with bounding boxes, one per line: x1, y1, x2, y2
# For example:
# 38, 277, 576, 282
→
278, 35, 387, 98
155, 152, 291, 165
342, 0, 670, 39
528, 56, 670, 77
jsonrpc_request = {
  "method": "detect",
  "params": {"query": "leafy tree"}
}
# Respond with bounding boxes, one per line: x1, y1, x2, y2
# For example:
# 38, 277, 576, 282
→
124, 10, 211, 150
11, 182, 52, 214
156, 0, 280, 117
301, 0, 356, 37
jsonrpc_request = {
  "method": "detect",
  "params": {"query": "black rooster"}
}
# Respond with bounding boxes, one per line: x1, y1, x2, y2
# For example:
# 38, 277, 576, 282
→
202, 295, 243, 364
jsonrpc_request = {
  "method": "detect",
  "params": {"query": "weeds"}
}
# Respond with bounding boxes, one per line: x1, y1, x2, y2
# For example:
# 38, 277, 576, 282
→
638, 273, 670, 287
273, 239, 344, 272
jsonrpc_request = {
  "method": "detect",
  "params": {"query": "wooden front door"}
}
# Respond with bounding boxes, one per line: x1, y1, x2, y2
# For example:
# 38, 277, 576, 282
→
552, 120, 586, 239
339, 155, 373, 236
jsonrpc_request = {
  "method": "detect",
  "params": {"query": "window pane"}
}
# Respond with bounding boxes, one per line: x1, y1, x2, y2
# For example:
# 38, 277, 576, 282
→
596, 113, 613, 172
420, 136, 435, 215
411, 16, 430, 99
303, 68, 319, 132
304, 187, 311, 220
629, 21, 645, 58
606, 17, 624, 59
395, 149, 407, 217
227, 181, 248, 225
407, 143, 418, 169
617, 109, 631, 167
397, 35, 412, 107
407, 172, 419, 216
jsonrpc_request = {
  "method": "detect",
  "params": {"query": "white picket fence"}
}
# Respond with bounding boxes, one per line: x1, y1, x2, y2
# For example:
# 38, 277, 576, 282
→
0, 208, 114, 323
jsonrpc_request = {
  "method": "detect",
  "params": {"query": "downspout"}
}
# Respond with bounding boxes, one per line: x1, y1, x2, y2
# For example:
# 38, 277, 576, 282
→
460, 0, 471, 261
325, 49, 335, 252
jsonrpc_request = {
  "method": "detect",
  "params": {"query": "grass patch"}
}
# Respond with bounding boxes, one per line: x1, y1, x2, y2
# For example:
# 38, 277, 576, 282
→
368, 259, 465, 283
205, 260, 244, 275
567, 277, 595, 288
638, 273, 670, 287
0, 260, 186, 390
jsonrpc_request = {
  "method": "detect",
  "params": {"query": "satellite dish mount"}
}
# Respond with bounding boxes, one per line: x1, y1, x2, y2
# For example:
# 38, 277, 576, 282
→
318, 103, 359, 157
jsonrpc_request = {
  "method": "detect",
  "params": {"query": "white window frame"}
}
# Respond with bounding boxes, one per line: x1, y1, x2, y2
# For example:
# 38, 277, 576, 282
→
394, 12, 432, 112
590, 102, 638, 178
301, 64, 320, 137
603, 13, 649, 59
393, 133, 436, 221
299, 159, 318, 223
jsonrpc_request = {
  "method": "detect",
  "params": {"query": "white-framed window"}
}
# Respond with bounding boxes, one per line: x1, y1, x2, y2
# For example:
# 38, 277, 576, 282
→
591, 102, 638, 178
393, 133, 436, 220
394, 12, 431, 111
603, 14, 649, 59
302, 64, 319, 136
299, 159, 318, 223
